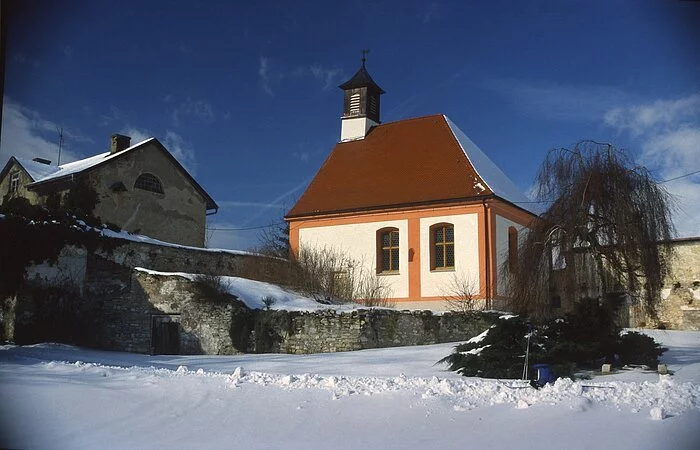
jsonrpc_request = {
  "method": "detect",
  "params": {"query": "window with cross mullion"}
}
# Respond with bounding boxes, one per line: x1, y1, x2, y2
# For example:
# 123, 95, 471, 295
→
433, 224, 455, 269
380, 229, 400, 272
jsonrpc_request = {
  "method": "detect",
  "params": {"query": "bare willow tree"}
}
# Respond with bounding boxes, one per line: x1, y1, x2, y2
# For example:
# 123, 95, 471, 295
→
509, 141, 675, 320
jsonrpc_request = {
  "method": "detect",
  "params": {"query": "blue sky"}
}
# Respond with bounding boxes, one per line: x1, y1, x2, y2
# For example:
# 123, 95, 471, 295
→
2, 0, 699, 249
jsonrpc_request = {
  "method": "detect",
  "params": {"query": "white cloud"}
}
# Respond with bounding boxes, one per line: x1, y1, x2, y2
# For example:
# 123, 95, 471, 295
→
292, 151, 309, 162
0, 98, 83, 166
121, 127, 197, 176
119, 127, 151, 145
259, 57, 346, 96
259, 56, 274, 97
603, 93, 700, 238
162, 131, 197, 175
484, 79, 633, 122
641, 126, 700, 177
309, 64, 344, 90
422, 2, 442, 24
604, 94, 700, 137
172, 98, 215, 127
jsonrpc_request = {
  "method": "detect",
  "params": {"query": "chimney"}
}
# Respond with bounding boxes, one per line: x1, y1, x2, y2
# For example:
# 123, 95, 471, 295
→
110, 134, 131, 154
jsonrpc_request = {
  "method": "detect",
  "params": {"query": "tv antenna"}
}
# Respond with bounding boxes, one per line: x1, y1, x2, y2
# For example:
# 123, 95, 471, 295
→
56, 127, 64, 165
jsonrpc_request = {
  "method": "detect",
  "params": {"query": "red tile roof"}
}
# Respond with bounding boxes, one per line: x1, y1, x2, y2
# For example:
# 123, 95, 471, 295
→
288, 114, 519, 218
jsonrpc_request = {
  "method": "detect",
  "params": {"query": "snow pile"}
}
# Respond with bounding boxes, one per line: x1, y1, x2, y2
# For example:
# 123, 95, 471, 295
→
136, 267, 367, 312
7, 355, 698, 416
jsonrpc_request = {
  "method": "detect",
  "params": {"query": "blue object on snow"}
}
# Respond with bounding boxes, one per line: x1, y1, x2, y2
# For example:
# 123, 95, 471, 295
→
532, 364, 555, 386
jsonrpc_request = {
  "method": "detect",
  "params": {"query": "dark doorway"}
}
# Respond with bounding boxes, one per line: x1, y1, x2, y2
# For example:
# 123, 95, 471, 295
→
151, 315, 180, 355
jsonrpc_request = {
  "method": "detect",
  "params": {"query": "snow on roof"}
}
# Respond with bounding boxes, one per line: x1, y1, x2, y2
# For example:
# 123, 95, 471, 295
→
444, 116, 531, 207
14, 158, 61, 181
27, 138, 155, 185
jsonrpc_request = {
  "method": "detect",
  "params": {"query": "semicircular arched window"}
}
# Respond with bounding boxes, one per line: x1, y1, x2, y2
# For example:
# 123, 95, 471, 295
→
134, 173, 164, 194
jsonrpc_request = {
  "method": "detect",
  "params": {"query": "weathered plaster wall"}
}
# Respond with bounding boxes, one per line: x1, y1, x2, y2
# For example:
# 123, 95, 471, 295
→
635, 239, 700, 330
0, 161, 41, 205
89, 144, 207, 247
25, 245, 87, 293
1, 143, 210, 247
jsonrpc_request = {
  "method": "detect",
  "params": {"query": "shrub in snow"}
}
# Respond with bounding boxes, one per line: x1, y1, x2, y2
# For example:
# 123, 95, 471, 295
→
440, 303, 667, 381
193, 274, 233, 302
616, 331, 666, 369
261, 296, 276, 310
439, 315, 540, 379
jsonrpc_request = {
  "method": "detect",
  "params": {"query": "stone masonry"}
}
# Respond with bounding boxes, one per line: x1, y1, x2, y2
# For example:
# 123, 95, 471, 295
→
124, 270, 496, 355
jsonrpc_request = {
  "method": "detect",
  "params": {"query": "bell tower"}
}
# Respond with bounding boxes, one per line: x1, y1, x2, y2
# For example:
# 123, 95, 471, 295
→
338, 50, 385, 141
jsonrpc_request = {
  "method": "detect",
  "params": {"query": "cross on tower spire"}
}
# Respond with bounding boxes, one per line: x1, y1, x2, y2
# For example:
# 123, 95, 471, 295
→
338, 51, 385, 141
361, 49, 370, 67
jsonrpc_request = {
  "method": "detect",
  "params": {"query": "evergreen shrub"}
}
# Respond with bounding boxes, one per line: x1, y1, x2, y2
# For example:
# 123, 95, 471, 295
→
440, 303, 667, 381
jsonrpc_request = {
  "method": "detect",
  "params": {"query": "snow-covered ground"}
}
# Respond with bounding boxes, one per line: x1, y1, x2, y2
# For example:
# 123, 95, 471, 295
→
1, 330, 699, 449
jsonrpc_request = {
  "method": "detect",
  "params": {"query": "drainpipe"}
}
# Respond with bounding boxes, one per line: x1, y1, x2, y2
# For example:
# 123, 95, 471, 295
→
482, 199, 491, 309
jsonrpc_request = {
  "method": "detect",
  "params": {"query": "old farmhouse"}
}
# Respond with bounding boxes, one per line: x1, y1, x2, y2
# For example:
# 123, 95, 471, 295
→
286, 60, 536, 311
0, 134, 218, 247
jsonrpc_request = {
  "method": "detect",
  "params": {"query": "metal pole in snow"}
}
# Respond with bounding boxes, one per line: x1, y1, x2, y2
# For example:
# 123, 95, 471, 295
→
522, 323, 532, 381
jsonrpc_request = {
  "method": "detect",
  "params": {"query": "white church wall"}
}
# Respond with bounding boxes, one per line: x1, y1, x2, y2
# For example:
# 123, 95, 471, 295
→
495, 214, 524, 297
298, 220, 409, 298
419, 213, 480, 298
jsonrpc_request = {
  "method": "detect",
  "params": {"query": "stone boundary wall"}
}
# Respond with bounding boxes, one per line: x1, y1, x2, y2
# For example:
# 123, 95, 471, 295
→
123, 270, 496, 355
4, 265, 495, 355
680, 306, 700, 331
629, 238, 700, 330
99, 237, 287, 277
1, 234, 287, 345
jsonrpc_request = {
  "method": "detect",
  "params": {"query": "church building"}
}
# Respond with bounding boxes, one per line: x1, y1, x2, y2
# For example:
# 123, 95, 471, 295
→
285, 58, 535, 310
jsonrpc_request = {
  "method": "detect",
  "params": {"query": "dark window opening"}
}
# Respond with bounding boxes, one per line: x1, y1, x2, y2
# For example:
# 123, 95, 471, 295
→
134, 173, 164, 194
432, 223, 455, 270
9, 172, 20, 193
378, 228, 399, 273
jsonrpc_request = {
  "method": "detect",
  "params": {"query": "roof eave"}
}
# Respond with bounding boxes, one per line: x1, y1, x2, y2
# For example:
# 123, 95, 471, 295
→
285, 194, 499, 221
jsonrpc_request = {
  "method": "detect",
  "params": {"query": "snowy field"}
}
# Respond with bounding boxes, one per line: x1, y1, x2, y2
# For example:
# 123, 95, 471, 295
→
1, 330, 699, 450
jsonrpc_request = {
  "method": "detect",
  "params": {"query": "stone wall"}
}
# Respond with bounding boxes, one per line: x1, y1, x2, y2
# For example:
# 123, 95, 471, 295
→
630, 238, 700, 330
99, 237, 287, 278
4, 258, 494, 355
115, 270, 496, 355
0, 232, 287, 347
550, 238, 700, 330
253, 308, 496, 354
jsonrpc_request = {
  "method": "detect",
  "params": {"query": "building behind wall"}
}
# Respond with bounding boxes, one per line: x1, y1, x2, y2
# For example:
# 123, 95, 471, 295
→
548, 238, 700, 330
0, 134, 218, 247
